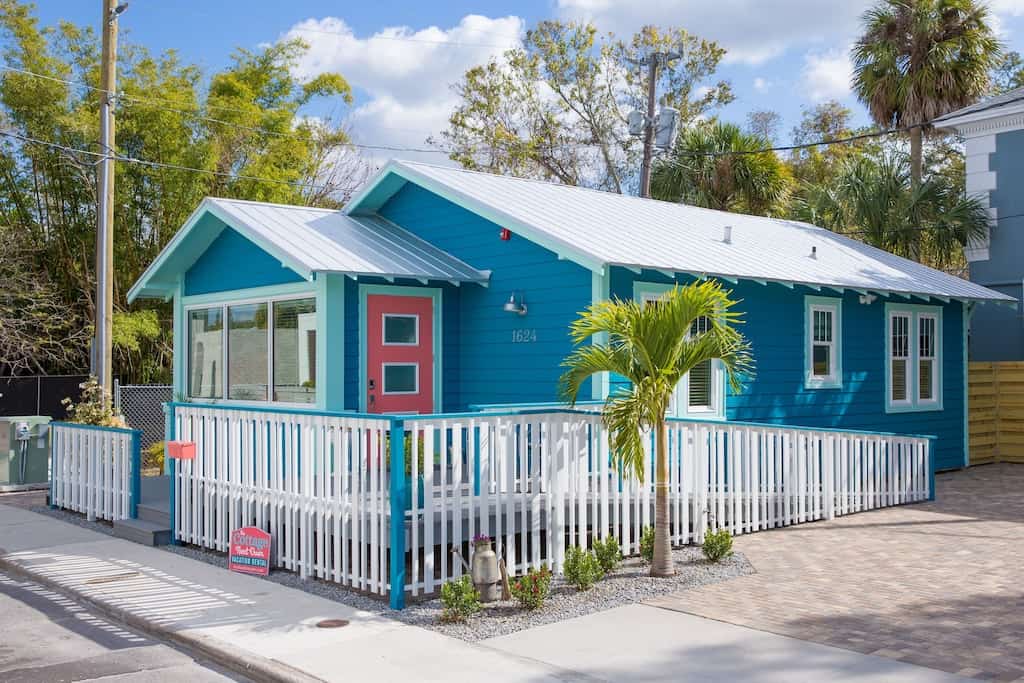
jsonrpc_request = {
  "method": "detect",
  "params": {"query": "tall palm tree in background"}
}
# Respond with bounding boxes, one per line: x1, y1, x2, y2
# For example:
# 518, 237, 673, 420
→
852, 0, 1000, 189
794, 151, 989, 267
559, 282, 753, 577
650, 121, 791, 216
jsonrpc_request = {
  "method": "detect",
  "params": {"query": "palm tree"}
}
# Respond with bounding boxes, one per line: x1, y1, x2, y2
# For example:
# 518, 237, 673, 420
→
852, 0, 1001, 188
793, 151, 989, 267
559, 281, 753, 577
650, 121, 791, 216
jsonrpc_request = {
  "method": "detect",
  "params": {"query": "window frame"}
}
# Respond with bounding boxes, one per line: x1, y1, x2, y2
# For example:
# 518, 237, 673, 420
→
382, 313, 420, 346
804, 296, 843, 389
184, 290, 318, 408
633, 281, 726, 420
381, 362, 420, 395
885, 303, 943, 413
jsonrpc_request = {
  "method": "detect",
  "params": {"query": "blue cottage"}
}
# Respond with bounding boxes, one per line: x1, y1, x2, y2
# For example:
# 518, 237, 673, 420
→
129, 160, 1013, 472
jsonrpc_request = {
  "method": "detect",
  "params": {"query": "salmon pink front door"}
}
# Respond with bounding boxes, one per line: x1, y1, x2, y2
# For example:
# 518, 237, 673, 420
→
365, 294, 434, 414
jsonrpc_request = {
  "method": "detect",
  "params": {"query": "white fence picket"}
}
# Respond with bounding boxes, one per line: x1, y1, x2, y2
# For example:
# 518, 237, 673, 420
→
50, 423, 137, 522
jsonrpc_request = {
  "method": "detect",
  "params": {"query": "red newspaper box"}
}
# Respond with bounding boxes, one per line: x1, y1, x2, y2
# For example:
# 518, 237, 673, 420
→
165, 440, 196, 460
229, 527, 272, 576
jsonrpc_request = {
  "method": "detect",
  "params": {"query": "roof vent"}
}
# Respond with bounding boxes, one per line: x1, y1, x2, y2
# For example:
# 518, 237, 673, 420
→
723, 226, 732, 244
809, 246, 817, 259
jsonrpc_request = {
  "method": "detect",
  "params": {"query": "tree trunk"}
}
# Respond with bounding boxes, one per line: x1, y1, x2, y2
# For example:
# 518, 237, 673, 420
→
650, 418, 675, 577
909, 125, 923, 190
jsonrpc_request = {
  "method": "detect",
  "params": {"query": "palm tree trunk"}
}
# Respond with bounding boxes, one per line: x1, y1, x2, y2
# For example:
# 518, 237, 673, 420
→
650, 418, 675, 577
909, 125, 923, 190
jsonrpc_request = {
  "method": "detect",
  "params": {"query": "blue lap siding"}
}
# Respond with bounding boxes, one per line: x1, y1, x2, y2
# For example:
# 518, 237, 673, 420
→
375, 183, 593, 409
185, 225, 303, 296
609, 267, 966, 471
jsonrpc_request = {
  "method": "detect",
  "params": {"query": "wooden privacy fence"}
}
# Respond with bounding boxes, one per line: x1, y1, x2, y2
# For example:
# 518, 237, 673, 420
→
164, 403, 934, 609
968, 361, 1024, 465
49, 422, 142, 522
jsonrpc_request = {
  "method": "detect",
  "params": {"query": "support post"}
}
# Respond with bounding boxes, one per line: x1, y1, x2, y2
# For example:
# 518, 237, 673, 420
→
129, 429, 141, 519
823, 436, 835, 520
165, 403, 178, 544
928, 437, 937, 502
638, 57, 658, 198
389, 417, 407, 610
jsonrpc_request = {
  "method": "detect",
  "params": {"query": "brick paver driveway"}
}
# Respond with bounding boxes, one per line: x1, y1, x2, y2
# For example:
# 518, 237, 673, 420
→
649, 463, 1024, 681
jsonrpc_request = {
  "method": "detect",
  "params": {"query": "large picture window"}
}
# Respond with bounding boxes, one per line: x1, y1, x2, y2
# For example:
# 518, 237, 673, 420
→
186, 295, 316, 405
886, 305, 942, 412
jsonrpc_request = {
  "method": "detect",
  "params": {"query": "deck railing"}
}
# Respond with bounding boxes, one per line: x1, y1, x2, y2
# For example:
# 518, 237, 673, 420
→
50, 422, 141, 522
161, 403, 934, 610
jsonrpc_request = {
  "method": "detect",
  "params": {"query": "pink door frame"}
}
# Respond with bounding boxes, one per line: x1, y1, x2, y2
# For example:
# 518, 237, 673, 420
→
364, 292, 435, 414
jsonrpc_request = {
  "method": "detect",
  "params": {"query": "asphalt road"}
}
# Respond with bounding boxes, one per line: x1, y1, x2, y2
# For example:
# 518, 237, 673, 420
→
0, 570, 247, 683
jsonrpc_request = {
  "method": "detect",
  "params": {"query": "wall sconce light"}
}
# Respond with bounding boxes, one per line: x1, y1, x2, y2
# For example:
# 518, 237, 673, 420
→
503, 293, 528, 316
859, 293, 877, 305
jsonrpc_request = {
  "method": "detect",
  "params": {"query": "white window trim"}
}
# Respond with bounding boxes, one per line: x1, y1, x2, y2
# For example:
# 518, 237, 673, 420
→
382, 313, 420, 346
634, 282, 726, 420
184, 293, 318, 408
381, 362, 420, 395
804, 296, 842, 389
885, 304, 943, 413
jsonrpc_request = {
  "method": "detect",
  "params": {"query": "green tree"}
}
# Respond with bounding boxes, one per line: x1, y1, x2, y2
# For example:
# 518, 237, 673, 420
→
0, 1, 362, 380
990, 50, 1024, 94
559, 281, 753, 577
793, 151, 988, 268
436, 21, 732, 192
852, 0, 1001, 188
650, 120, 791, 216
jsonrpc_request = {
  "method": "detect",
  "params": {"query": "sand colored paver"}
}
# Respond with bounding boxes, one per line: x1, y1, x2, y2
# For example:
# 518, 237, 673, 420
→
648, 463, 1024, 681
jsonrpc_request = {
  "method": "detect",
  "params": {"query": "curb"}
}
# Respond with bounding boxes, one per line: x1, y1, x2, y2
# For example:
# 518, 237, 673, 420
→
0, 555, 325, 683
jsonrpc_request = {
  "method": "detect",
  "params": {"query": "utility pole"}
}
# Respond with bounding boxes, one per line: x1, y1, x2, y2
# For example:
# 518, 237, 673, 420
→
631, 49, 682, 198
94, 0, 123, 404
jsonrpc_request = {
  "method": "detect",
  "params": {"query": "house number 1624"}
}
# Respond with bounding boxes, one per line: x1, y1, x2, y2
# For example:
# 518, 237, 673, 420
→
511, 328, 537, 343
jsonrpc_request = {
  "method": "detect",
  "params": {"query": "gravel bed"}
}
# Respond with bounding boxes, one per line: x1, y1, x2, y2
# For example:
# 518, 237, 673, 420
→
28, 506, 754, 641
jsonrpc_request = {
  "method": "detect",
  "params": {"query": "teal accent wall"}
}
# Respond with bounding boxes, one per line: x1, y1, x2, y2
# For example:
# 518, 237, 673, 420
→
375, 183, 593, 408
184, 227, 304, 296
608, 267, 967, 471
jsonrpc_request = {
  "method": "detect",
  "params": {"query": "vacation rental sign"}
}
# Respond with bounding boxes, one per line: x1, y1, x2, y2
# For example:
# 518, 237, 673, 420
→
228, 527, 271, 576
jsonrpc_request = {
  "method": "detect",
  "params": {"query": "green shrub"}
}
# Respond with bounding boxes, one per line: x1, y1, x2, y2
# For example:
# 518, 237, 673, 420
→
510, 565, 551, 610
639, 526, 655, 563
702, 529, 734, 563
143, 441, 165, 475
563, 546, 603, 590
592, 536, 622, 574
439, 576, 481, 622
61, 377, 127, 428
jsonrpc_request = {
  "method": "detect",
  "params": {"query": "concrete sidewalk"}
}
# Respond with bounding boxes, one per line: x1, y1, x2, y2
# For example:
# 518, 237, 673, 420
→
0, 503, 969, 683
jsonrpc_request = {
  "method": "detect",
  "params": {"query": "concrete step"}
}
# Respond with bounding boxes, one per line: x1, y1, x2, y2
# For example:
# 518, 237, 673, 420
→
112, 518, 171, 547
136, 502, 170, 527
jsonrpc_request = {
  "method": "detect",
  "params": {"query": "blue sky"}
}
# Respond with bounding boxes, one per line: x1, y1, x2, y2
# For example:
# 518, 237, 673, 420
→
39, 1, 1024, 165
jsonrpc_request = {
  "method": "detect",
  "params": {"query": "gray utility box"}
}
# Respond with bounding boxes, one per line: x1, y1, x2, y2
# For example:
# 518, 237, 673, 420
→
0, 416, 52, 486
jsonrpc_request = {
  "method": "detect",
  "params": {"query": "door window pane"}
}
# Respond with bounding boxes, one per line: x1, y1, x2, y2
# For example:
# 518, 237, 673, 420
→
383, 314, 418, 345
273, 298, 316, 403
890, 314, 909, 402
383, 364, 418, 394
228, 303, 268, 401
189, 308, 223, 399
918, 316, 936, 401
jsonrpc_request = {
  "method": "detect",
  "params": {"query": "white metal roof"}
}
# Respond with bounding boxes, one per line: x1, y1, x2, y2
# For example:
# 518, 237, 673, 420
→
128, 196, 490, 301
347, 160, 1012, 303
933, 88, 1024, 129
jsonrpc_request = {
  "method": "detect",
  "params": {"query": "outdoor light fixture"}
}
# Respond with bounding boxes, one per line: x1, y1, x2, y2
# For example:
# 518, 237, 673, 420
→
859, 293, 878, 305
503, 293, 527, 316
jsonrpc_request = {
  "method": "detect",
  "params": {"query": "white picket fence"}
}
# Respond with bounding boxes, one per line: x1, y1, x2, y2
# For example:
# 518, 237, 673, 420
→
50, 422, 140, 522
402, 412, 933, 596
171, 406, 393, 596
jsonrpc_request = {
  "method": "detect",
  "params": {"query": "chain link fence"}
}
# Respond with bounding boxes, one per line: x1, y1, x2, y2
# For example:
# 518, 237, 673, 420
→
113, 382, 173, 449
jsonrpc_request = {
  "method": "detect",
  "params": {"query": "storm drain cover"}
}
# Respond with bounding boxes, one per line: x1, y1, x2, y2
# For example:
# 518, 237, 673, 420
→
315, 619, 349, 629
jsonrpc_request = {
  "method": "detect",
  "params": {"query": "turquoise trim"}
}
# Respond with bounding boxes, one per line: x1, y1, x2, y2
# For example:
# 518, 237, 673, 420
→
50, 421, 141, 436
666, 414, 937, 440
591, 270, 610, 400
181, 281, 315, 307
358, 284, 443, 413
963, 302, 973, 468
320, 274, 346, 411
388, 417, 407, 610
929, 436, 938, 500
469, 400, 603, 411
883, 302, 944, 414
633, 280, 726, 420
165, 403, 178, 545
167, 401, 385, 421
173, 278, 185, 400
129, 430, 142, 519
803, 295, 843, 389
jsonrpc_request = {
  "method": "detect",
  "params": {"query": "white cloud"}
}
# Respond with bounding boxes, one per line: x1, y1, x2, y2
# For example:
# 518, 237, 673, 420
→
753, 77, 771, 92
988, 0, 1024, 17
283, 14, 523, 164
801, 49, 853, 102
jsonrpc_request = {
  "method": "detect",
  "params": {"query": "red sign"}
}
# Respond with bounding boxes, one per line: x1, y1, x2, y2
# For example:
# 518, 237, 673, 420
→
228, 527, 271, 576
